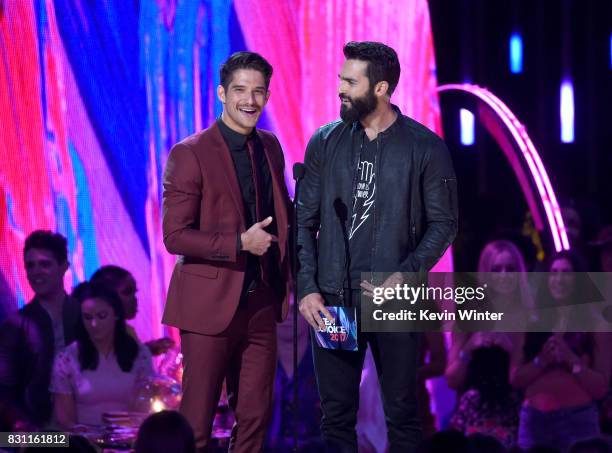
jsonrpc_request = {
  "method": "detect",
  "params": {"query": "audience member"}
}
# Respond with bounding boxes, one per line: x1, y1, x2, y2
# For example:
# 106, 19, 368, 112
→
511, 254, 611, 451
50, 281, 154, 429
446, 240, 527, 391
134, 410, 196, 453
0, 230, 79, 427
531, 250, 603, 332
91, 265, 174, 355
451, 345, 521, 447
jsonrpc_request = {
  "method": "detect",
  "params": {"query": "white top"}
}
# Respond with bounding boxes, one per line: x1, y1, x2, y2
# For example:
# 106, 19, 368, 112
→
50, 341, 153, 426
40, 302, 65, 352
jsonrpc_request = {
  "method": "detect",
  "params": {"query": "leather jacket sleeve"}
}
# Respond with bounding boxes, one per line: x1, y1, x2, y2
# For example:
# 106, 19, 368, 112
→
400, 139, 458, 272
296, 130, 323, 300
162, 143, 238, 262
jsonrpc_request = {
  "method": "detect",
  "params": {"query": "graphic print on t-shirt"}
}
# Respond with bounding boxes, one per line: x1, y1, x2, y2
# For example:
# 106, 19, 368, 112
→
349, 146, 376, 240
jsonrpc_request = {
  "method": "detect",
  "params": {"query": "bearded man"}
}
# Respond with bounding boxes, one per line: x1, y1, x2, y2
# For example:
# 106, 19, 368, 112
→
297, 41, 458, 453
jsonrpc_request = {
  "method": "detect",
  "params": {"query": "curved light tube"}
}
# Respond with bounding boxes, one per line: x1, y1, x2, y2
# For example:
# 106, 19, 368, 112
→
438, 84, 570, 252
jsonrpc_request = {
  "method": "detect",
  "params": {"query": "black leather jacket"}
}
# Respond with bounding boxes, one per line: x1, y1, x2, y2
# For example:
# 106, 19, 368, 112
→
297, 107, 458, 301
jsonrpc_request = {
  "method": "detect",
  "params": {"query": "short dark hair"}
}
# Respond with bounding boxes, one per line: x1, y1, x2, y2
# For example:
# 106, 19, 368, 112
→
220, 51, 273, 90
465, 345, 512, 410
546, 249, 588, 273
343, 41, 400, 96
135, 410, 196, 453
24, 230, 68, 264
91, 265, 132, 292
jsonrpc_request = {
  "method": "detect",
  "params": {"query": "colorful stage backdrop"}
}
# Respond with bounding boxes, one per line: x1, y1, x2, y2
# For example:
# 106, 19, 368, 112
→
1, 0, 443, 337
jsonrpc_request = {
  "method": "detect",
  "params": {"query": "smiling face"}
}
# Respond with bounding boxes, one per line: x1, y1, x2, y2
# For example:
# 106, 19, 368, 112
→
489, 250, 520, 295
24, 248, 68, 298
217, 69, 270, 135
338, 59, 378, 123
548, 257, 575, 302
81, 297, 117, 344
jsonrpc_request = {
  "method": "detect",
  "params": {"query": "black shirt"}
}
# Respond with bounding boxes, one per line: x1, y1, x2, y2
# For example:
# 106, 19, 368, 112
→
217, 118, 277, 299
347, 136, 377, 288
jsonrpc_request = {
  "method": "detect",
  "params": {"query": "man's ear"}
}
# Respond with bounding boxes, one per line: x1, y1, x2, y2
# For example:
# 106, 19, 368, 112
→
217, 85, 226, 104
375, 81, 389, 98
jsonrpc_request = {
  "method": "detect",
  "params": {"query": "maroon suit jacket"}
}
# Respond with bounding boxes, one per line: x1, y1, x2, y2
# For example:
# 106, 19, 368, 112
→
162, 123, 292, 335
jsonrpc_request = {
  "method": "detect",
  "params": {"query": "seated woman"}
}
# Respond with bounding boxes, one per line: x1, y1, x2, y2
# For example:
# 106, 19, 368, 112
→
450, 345, 521, 448
511, 251, 611, 452
51, 282, 154, 429
91, 265, 174, 355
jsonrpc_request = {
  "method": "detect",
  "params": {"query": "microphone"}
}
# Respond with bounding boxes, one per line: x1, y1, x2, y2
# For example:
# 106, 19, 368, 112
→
333, 198, 351, 293
290, 161, 305, 453
293, 163, 305, 181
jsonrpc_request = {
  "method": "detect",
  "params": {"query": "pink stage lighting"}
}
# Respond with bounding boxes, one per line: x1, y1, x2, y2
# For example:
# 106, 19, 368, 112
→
439, 84, 570, 252
560, 80, 575, 143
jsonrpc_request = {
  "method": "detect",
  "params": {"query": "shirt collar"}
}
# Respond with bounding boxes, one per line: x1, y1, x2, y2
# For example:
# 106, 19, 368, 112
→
217, 117, 256, 151
351, 104, 402, 138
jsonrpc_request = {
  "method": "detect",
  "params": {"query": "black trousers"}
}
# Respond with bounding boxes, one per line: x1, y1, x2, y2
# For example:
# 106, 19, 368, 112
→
311, 292, 421, 453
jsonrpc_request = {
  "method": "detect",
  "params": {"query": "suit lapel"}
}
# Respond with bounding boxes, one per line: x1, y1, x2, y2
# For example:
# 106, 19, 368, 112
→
258, 131, 289, 262
209, 123, 246, 228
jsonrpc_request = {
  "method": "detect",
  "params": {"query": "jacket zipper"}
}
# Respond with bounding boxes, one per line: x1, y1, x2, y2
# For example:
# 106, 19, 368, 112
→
442, 177, 457, 217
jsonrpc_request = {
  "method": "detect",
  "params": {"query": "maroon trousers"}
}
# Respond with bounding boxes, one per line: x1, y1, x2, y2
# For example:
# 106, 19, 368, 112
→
179, 288, 277, 452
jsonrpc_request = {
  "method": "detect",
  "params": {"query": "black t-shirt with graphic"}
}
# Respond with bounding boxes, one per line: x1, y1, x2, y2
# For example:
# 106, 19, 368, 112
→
348, 137, 377, 287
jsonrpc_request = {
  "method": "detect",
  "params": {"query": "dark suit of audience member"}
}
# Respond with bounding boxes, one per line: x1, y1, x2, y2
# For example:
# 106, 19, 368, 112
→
0, 295, 78, 426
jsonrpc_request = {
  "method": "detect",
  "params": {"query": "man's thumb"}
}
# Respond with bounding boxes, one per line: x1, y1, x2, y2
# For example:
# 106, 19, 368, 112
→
259, 216, 273, 228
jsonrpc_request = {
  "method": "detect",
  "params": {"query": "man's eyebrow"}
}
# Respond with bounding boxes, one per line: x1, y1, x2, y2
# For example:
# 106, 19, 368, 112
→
231, 84, 267, 90
338, 74, 357, 83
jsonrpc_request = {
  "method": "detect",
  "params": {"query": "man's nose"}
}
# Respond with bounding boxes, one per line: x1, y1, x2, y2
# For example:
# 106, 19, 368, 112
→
29, 265, 42, 275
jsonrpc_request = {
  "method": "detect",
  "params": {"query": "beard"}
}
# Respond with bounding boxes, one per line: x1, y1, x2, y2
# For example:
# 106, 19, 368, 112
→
339, 88, 377, 123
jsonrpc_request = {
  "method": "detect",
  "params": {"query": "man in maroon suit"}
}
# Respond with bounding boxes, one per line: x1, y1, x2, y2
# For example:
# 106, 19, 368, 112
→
162, 51, 291, 452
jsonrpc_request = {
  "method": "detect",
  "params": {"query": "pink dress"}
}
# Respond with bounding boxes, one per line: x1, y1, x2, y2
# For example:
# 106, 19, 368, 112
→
50, 342, 153, 427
